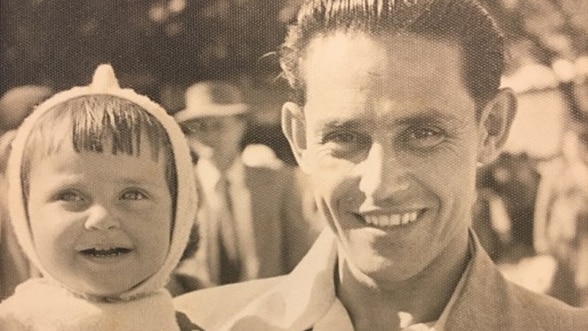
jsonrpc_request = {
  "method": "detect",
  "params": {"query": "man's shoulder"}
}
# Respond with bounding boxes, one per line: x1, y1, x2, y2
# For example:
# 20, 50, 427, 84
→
174, 276, 284, 330
456, 235, 588, 329
505, 282, 588, 329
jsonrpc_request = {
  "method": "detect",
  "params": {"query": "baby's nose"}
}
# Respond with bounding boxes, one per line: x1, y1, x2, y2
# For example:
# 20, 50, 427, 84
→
84, 205, 120, 231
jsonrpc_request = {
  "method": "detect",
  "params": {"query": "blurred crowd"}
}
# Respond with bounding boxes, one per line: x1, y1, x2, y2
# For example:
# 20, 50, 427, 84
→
472, 57, 588, 307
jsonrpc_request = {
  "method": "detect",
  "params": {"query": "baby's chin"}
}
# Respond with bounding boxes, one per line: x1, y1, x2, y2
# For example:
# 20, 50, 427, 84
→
43, 253, 164, 300
61, 274, 153, 301
75, 281, 146, 301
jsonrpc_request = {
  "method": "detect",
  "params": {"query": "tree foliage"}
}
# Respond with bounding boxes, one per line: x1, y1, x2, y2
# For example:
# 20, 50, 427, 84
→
0, 0, 288, 96
1, 0, 586, 97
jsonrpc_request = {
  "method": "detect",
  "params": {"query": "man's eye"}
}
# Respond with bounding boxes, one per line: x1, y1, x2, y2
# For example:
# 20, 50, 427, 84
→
321, 130, 370, 158
120, 189, 149, 200
404, 127, 445, 149
57, 190, 85, 202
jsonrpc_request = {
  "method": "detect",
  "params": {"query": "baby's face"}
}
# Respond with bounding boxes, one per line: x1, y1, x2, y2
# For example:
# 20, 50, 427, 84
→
26, 139, 172, 297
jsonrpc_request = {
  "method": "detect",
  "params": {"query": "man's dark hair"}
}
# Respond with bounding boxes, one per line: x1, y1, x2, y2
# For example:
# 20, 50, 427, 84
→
280, 0, 505, 114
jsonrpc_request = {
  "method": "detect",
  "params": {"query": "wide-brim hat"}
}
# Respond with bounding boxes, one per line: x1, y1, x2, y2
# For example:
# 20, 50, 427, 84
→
173, 80, 249, 123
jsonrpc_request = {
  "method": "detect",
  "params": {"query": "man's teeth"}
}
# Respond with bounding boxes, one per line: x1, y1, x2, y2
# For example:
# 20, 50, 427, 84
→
364, 211, 419, 227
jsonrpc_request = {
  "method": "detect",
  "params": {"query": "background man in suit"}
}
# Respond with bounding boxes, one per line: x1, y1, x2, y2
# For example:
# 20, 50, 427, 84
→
170, 80, 321, 293
175, 1, 588, 330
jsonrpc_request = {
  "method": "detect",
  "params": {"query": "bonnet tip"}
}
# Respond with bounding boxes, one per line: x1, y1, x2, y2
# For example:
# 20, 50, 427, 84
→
91, 64, 120, 91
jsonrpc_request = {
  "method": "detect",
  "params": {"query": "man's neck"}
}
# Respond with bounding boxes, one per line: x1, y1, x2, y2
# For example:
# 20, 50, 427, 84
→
336, 232, 470, 331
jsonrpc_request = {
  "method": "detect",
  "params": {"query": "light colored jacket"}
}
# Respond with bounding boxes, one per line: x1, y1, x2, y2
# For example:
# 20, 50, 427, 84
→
175, 229, 588, 330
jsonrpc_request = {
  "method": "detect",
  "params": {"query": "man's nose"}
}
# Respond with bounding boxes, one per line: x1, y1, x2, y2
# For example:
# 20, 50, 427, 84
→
358, 142, 410, 201
84, 205, 120, 231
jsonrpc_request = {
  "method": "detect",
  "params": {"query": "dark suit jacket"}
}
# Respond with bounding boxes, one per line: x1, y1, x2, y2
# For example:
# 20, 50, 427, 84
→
173, 164, 322, 290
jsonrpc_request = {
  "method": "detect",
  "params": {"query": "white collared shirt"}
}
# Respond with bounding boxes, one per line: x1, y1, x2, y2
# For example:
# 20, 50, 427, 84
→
219, 228, 473, 330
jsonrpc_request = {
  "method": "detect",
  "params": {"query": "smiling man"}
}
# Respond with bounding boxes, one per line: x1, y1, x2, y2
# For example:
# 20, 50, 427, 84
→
175, 0, 588, 330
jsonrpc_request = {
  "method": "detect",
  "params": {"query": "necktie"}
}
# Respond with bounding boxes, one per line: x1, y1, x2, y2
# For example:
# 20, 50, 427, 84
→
216, 174, 241, 284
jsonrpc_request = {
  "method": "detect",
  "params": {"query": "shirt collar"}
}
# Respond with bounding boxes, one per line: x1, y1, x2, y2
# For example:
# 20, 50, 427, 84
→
314, 233, 475, 331
219, 229, 338, 330
196, 157, 245, 193
429, 232, 475, 330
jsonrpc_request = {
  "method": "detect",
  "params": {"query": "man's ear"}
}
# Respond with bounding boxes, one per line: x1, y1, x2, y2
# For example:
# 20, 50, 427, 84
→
281, 101, 309, 171
477, 88, 517, 164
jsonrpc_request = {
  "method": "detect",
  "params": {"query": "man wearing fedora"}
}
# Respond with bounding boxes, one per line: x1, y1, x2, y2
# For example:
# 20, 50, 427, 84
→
171, 80, 321, 293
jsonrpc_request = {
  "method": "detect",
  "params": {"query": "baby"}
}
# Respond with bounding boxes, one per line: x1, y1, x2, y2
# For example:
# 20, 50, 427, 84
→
0, 64, 198, 330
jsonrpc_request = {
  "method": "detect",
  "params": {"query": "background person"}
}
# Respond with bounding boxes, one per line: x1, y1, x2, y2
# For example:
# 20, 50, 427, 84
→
534, 118, 588, 306
171, 80, 321, 292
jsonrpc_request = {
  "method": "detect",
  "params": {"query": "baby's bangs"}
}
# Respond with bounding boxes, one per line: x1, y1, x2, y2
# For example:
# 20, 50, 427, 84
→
27, 95, 168, 161
70, 95, 167, 160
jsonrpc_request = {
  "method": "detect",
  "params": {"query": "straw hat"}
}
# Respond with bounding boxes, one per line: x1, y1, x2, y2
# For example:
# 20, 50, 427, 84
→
174, 81, 249, 123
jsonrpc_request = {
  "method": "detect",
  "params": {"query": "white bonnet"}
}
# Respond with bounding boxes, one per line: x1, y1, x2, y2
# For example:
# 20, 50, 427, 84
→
7, 64, 198, 301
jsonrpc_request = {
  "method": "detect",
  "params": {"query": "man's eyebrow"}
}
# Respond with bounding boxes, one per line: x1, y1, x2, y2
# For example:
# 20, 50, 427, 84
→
317, 109, 463, 126
393, 109, 464, 126
311, 109, 467, 133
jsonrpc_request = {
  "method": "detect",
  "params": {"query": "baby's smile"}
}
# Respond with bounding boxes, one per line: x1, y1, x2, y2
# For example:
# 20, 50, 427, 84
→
79, 247, 132, 258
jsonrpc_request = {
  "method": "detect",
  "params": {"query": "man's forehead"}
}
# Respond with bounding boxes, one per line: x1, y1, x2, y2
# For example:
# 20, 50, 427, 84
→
301, 32, 467, 109
303, 32, 462, 76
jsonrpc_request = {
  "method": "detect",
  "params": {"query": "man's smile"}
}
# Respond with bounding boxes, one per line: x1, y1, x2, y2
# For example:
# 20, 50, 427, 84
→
358, 210, 425, 228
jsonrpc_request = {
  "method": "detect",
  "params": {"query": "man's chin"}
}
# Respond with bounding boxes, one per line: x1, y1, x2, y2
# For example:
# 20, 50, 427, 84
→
345, 249, 423, 283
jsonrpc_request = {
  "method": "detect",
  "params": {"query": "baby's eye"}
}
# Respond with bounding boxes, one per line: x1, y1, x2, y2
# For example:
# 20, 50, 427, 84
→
120, 189, 149, 200
56, 190, 85, 202
403, 127, 446, 149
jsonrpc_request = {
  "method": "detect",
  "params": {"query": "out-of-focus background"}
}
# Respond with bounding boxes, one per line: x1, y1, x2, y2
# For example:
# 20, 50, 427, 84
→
1, 0, 588, 306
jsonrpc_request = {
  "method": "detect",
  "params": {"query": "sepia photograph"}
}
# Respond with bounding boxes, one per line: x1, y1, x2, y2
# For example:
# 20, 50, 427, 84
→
1, 0, 588, 330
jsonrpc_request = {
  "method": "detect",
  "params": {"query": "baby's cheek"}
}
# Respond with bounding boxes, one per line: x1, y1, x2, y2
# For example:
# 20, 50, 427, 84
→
29, 205, 67, 230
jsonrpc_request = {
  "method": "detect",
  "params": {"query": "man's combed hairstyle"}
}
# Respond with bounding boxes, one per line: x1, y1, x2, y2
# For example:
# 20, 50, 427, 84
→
21, 94, 177, 205
280, 0, 505, 112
